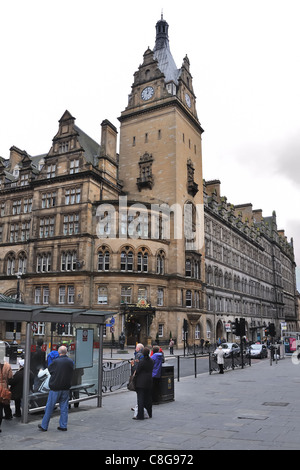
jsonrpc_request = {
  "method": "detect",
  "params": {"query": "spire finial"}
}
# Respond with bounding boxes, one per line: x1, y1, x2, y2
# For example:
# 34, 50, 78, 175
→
161, 9, 163, 20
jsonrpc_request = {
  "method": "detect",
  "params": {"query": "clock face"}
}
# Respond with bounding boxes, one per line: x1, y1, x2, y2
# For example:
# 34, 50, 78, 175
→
185, 93, 191, 108
141, 86, 154, 101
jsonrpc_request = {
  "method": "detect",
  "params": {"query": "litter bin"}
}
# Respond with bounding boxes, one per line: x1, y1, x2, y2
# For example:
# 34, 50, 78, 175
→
158, 365, 174, 403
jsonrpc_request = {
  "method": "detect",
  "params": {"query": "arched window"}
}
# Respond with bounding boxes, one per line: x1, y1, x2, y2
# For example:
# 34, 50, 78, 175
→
7, 253, 16, 276
137, 248, 149, 273
18, 252, 27, 274
120, 247, 133, 271
98, 247, 110, 271
156, 250, 165, 275
206, 265, 213, 284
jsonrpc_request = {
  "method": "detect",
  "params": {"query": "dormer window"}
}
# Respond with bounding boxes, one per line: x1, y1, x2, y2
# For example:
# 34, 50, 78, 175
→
20, 173, 29, 186
166, 81, 176, 95
38, 158, 45, 171
59, 142, 69, 153
13, 165, 20, 178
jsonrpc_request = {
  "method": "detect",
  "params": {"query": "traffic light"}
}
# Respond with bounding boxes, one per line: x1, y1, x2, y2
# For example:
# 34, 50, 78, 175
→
235, 318, 241, 336
57, 323, 65, 335
231, 319, 241, 335
264, 326, 270, 336
269, 323, 276, 337
183, 318, 188, 333
239, 318, 246, 336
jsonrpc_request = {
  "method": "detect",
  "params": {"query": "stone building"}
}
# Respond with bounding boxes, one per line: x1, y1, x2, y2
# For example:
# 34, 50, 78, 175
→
204, 180, 298, 342
0, 15, 298, 348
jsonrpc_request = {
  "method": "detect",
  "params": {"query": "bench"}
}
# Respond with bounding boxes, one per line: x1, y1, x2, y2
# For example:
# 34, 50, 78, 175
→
29, 383, 95, 409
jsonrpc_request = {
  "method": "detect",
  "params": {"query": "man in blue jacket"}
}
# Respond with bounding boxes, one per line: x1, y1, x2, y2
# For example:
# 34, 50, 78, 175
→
38, 345, 74, 432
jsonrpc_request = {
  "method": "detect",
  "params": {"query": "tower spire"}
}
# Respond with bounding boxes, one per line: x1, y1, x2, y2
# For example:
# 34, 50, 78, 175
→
154, 14, 169, 51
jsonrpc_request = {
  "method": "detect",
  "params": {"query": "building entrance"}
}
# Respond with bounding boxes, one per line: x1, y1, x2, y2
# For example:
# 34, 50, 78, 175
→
122, 303, 156, 346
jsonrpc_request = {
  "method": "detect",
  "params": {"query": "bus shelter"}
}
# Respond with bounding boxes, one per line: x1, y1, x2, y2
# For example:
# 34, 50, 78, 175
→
0, 301, 114, 423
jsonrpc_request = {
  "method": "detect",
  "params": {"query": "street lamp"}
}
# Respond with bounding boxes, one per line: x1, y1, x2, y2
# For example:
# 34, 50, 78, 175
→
16, 272, 22, 303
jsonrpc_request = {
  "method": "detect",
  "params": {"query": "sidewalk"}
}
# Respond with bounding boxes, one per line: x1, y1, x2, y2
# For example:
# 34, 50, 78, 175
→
1, 355, 300, 450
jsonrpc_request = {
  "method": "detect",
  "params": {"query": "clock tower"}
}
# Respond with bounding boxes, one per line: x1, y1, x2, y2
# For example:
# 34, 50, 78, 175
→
118, 15, 205, 333
118, 14, 204, 208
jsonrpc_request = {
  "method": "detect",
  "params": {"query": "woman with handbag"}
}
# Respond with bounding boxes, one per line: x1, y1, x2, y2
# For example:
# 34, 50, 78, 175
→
134, 347, 153, 420
0, 355, 13, 431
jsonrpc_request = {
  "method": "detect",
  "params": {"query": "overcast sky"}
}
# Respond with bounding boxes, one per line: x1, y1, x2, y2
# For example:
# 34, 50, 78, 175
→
0, 0, 299, 290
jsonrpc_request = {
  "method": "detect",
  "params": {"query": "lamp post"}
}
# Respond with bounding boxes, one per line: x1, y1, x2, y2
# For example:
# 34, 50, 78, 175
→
14, 272, 22, 341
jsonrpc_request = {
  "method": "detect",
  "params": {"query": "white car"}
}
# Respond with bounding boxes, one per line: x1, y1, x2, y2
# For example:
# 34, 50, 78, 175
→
214, 343, 240, 358
246, 343, 268, 359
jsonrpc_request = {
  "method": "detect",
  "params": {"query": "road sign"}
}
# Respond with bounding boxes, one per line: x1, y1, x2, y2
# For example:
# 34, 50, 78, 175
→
106, 317, 115, 327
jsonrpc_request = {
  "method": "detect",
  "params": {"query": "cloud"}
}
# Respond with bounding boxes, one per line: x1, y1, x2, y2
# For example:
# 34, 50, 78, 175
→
274, 132, 300, 187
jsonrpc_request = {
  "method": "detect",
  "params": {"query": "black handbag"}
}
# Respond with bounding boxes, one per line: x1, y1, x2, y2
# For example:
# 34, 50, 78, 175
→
127, 371, 136, 391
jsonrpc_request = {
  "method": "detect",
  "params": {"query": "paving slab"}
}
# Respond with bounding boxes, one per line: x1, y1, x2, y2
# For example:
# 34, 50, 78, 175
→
1, 355, 300, 451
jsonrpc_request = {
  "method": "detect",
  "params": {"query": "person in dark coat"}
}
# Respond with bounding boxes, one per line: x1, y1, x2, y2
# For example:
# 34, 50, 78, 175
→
31, 338, 46, 390
38, 345, 74, 432
9, 359, 34, 417
134, 347, 153, 420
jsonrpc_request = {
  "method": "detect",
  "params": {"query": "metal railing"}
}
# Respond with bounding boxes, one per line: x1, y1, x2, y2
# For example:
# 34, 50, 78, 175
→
102, 360, 131, 392
208, 352, 251, 374
186, 343, 217, 355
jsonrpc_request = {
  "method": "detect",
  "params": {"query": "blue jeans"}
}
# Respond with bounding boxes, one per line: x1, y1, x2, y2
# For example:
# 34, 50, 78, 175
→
41, 390, 69, 430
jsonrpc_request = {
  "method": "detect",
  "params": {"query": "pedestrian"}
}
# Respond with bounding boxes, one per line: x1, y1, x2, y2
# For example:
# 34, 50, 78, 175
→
133, 347, 153, 420
130, 343, 144, 413
150, 343, 165, 362
9, 359, 34, 417
0, 348, 13, 431
169, 338, 174, 355
215, 345, 225, 374
131, 343, 144, 373
31, 338, 46, 390
38, 345, 74, 432
47, 349, 59, 367
119, 332, 125, 350
152, 345, 163, 404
